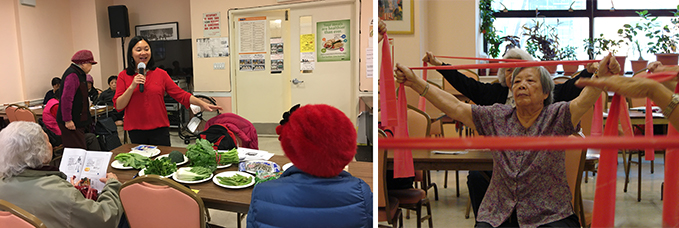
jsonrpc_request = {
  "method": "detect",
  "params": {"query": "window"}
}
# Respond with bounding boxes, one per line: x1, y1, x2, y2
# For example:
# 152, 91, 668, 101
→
490, 0, 678, 73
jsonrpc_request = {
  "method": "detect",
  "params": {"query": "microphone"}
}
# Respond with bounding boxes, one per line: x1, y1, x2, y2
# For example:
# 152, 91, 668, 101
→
137, 62, 146, 93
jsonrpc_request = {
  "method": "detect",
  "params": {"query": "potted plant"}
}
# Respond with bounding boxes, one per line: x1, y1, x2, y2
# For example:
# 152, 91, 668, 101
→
558, 45, 579, 75
480, 0, 497, 75
583, 34, 626, 72
618, 10, 654, 72
523, 20, 560, 73
646, 7, 679, 65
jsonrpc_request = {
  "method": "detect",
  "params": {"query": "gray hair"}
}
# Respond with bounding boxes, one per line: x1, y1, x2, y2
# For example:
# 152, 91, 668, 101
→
511, 66, 554, 106
0, 122, 51, 179
498, 48, 534, 87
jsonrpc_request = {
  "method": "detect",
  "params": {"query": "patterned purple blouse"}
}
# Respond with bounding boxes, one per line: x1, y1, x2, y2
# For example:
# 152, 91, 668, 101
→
472, 102, 578, 228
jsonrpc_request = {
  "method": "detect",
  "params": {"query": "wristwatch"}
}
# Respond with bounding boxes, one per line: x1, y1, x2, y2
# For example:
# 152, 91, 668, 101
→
663, 93, 679, 118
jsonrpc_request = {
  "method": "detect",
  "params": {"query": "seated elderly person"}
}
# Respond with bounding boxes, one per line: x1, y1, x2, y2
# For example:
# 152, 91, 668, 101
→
247, 104, 372, 228
0, 121, 123, 228
423, 48, 601, 216
394, 53, 620, 227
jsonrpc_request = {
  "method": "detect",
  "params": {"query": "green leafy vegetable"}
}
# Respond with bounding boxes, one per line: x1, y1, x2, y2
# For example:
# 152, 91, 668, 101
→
144, 157, 177, 176
186, 139, 217, 172
114, 153, 151, 169
217, 174, 253, 186
217, 148, 239, 165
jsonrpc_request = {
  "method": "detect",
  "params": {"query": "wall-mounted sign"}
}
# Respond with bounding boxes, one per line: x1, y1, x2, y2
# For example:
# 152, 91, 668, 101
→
317, 19, 350, 62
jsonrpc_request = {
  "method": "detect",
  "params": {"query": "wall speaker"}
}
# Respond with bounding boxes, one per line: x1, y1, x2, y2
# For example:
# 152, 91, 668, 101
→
108, 5, 130, 38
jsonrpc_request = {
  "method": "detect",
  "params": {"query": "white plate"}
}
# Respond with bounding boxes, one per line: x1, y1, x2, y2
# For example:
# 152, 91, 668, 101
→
111, 160, 134, 169
139, 168, 174, 178
217, 163, 232, 169
213, 171, 255, 189
130, 149, 161, 158
282, 162, 293, 171
172, 167, 214, 184
156, 154, 189, 166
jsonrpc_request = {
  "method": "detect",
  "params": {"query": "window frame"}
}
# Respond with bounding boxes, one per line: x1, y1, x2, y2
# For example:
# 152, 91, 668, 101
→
490, 0, 676, 63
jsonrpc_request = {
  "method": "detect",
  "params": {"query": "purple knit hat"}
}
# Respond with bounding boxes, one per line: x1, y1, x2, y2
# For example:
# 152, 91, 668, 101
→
71, 50, 97, 65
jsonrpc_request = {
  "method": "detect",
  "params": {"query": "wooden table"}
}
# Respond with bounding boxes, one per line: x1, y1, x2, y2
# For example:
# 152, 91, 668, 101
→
386, 149, 493, 171
0, 105, 114, 119
110, 144, 373, 215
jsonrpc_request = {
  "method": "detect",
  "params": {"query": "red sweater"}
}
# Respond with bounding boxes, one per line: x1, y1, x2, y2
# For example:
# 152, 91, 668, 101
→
114, 68, 191, 131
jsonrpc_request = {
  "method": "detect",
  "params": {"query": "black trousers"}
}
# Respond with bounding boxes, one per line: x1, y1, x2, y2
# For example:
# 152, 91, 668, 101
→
128, 127, 171, 146
475, 211, 580, 227
468, 170, 493, 217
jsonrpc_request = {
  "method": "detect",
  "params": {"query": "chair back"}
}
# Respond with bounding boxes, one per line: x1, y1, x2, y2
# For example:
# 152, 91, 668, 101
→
443, 69, 479, 96
378, 129, 388, 208
14, 106, 37, 123
563, 135, 587, 225
0, 199, 46, 228
5, 105, 19, 122
120, 175, 208, 228
406, 105, 431, 138
378, 129, 401, 225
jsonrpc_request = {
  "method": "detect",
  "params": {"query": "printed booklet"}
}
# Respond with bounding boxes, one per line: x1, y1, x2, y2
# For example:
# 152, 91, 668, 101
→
59, 148, 112, 192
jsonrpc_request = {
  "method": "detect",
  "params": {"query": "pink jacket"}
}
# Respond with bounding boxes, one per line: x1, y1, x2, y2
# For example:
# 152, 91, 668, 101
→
204, 113, 258, 149
43, 98, 61, 135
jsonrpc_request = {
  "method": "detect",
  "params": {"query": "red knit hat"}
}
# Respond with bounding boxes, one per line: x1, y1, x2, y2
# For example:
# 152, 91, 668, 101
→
276, 104, 357, 177
71, 50, 97, 65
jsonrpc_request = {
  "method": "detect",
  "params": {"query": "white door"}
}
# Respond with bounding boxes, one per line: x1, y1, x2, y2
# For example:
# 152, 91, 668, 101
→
289, 1, 357, 122
230, 0, 358, 126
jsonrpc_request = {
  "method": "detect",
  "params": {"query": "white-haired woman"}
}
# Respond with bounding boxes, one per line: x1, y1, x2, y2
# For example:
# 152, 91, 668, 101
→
0, 121, 123, 228
393, 54, 619, 227
422, 47, 601, 217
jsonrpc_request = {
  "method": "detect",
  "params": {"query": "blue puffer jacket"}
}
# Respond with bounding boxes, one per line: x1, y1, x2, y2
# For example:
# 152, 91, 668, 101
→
246, 166, 373, 228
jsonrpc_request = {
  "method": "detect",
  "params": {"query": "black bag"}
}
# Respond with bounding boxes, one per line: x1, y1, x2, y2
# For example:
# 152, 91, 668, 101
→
95, 117, 122, 151
199, 124, 237, 150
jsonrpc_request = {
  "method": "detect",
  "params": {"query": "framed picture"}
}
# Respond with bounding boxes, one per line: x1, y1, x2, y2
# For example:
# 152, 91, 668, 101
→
378, 0, 414, 34
135, 22, 179, 41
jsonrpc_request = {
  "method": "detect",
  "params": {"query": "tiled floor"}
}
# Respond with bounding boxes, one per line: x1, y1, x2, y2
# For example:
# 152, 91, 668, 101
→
380, 153, 666, 227
168, 129, 284, 228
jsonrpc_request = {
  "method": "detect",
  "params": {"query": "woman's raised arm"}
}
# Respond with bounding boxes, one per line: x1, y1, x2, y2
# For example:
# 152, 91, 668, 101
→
394, 63, 475, 129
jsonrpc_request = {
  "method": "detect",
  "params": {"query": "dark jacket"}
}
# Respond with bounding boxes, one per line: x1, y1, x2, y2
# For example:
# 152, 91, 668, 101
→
88, 88, 99, 104
57, 63, 91, 128
43, 90, 55, 105
438, 65, 594, 105
247, 167, 373, 228
96, 88, 115, 106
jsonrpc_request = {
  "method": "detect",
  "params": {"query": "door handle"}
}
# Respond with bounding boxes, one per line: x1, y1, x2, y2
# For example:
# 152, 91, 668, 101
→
292, 78, 304, 85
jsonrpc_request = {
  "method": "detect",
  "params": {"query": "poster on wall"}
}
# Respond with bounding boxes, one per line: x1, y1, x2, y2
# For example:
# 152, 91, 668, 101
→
317, 20, 350, 62
238, 16, 267, 53
203, 12, 221, 37
366, 48, 373, 78
300, 34, 315, 53
196, 37, 229, 58
239, 54, 266, 71
301, 52, 315, 71
271, 38, 284, 74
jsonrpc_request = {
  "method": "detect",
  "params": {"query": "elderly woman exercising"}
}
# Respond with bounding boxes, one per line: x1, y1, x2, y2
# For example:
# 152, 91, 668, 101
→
394, 53, 620, 228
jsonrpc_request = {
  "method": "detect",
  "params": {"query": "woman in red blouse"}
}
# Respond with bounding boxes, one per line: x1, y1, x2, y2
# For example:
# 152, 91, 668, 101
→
114, 36, 221, 146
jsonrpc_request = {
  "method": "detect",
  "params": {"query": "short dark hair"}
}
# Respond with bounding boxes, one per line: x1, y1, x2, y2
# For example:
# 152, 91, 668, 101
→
51, 77, 61, 86
107, 75, 118, 84
125, 36, 156, 76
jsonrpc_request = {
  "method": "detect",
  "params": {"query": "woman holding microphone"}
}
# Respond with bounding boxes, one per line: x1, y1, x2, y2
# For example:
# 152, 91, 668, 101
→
114, 36, 221, 146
